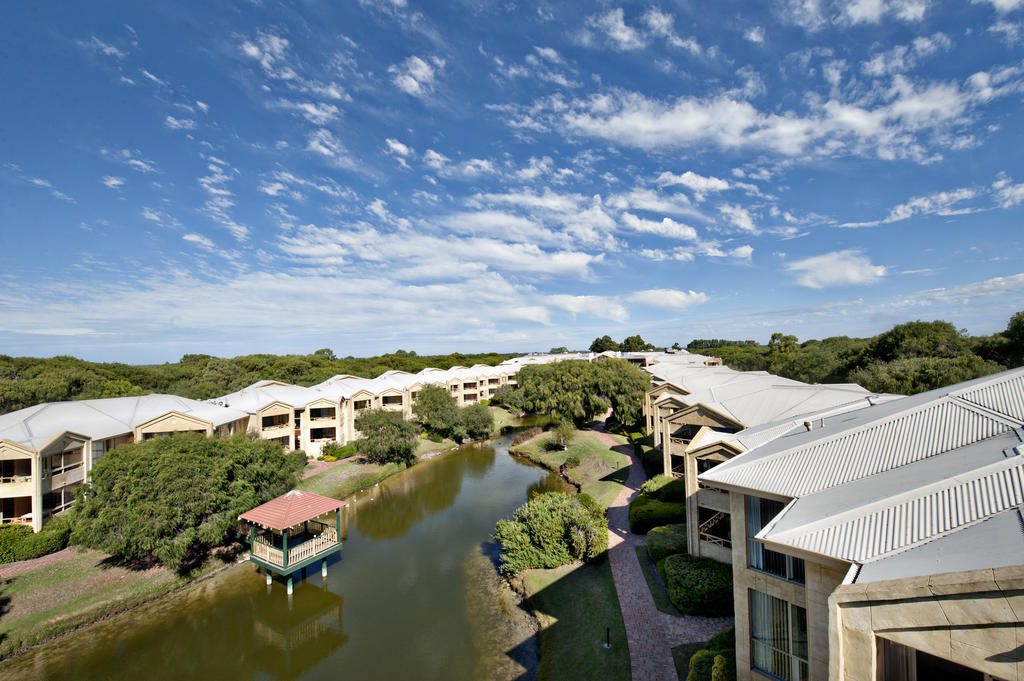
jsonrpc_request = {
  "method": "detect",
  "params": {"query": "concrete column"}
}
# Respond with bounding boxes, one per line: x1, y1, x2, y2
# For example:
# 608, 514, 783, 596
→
287, 576, 293, 595
31, 454, 44, 533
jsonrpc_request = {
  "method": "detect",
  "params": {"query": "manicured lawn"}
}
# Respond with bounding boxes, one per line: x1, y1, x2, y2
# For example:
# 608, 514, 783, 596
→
523, 558, 630, 681
511, 430, 630, 508
297, 459, 405, 498
0, 549, 228, 659
634, 545, 682, 616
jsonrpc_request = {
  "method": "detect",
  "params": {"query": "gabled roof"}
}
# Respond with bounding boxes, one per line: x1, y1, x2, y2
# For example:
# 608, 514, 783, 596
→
702, 366, 1024, 583
239, 489, 347, 531
0, 394, 249, 450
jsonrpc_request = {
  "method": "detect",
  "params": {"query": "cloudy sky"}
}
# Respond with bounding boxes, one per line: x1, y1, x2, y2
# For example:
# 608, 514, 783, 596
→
2, 0, 1023, 362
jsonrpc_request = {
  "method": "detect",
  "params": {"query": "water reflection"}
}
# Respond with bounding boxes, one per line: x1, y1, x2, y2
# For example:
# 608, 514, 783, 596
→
0, 424, 575, 681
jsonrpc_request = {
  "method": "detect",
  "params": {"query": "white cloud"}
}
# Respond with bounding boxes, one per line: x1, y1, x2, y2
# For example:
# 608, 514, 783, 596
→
273, 99, 339, 124
862, 33, 951, 76
993, 176, 1024, 207
197, 158, 249, 241
240, 32, 299, 81
442, 210, 554, 244
5, 164, 74, 202
718, 204, 758, 232
843, 186, 980, 226
183, 233, 216, 249
101, 176, 125, 189
731, 244, 755, 260
101, 148, 159, 173
989, 21, 1024, 44
787, 250, 887, 288
305, 129, 358, 170
196, 100, 209, 113
385, 138, 413, 156
546, 294, 628, 322
656, 171, 731, 201
745, 26, 765, 44
628, 288, 709, 310
621, 212, 698, 240
584, 8, 647, 50
638, 247, 695, 262
389, 56, 444, 98
973, 0, 1024, 13
165, 115, 197, 130
141, 69, 167, 86
78, 36, 127, 58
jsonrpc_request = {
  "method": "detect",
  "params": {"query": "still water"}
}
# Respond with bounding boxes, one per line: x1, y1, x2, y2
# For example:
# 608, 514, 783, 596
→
2, 427, 571, 681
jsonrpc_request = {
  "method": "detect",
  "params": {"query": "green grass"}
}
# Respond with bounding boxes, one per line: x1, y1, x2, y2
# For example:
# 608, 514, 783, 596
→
297, 459, 405, 498
511, 430, 630, 508
634, 545, 681, 616
490, 406, 517, 433
414, 436, 458, 456
523, 557, 630, 681
672, 642, 705, 681
0, 548, 230, 659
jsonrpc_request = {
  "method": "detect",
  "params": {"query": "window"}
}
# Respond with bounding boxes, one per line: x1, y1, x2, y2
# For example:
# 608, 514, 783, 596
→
310, 407, 336, 420
262, 413, 289, 429
310, 427, 336, 441
750, 590, 808, 681
381, 395, 403, 406
746, 496, 804, 584
354, 399, 371, 410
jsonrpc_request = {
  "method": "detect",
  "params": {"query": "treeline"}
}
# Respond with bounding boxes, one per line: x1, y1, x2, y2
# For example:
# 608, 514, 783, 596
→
0, 348, 515, 416
686, 339, 758, 349
689, 312, 1024, 395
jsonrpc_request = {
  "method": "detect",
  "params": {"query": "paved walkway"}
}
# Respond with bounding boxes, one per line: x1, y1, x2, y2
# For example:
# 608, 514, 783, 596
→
593, 416, 733, 681
0, 546, 77, 579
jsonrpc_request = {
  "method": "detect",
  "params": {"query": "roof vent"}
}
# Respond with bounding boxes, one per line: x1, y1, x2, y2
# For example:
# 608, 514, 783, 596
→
803, 420, 813, 432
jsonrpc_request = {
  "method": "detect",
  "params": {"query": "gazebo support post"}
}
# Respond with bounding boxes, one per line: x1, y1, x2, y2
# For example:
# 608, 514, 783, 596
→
321, 558, 328, 578
287, 575, 293, 595
266, 570, 272, 586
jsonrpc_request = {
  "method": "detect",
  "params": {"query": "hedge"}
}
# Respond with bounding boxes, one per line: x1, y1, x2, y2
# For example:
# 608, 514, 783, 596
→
0, 514, 74, 564
629, 494, 685, 534
646, 523, 688, 563
639, 474, 687, 502
663, 554, 733, 616
687, 629, 736, 681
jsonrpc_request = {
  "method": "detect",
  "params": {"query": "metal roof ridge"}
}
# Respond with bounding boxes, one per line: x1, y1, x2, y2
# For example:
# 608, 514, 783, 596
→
763, 455, 1024, 549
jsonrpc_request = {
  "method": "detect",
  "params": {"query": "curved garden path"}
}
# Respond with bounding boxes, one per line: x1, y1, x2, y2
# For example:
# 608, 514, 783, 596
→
593, 415, 733, 681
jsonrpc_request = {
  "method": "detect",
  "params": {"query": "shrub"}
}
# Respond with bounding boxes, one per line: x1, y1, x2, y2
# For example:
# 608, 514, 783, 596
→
639, 445, 663, 477
0, 514, 74, 564
320, 441, 357, 459
687, 629, 736, 681
428, 432, 443, 443
663, 554, 733, 616
459, 402, 495, 439
320, 454, 338, 462
562, 455, 581, 469
479, 399, 490, 407
640, 474, 687, 502
629, 494, 685, 534
510, 427, 543, 448
543, 437, 566, 452
494, 492, 608, 576
647, 523, 688, 563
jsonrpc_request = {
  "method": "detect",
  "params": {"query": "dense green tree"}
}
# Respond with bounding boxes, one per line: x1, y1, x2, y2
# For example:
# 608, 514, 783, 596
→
493, 492, 608, 575
412, 384, 460, 436
767, 332, 798, 354
620, 334, 655, 352
549, 346, 569, 354
71, 433, 304, 572
589, 335, 620, 352
354, 408, 419, 464
506, 359, 650, 426
458, 402, 495, 440
1005, 310, 1024, 365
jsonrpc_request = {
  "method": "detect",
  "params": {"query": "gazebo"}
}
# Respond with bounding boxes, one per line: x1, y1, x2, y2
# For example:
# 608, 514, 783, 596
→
239, 489, 347, 594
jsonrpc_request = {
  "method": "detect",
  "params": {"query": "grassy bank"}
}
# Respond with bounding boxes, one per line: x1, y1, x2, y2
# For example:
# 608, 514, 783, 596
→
0, 548, 233, 659
510, 429, 630, 509
523, 558, 630, 681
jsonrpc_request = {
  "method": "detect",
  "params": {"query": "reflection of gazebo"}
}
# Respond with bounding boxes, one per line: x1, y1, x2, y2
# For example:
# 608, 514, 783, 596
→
250, 583, 348, 681
239, 490, 346, 594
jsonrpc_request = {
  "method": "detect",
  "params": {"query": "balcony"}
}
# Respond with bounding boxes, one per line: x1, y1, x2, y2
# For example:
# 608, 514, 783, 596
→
251, 520, 340, 570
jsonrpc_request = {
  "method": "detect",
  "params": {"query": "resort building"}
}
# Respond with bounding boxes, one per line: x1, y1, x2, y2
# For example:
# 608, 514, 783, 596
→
0, 394, 249, 531
698, 366, 1024, 681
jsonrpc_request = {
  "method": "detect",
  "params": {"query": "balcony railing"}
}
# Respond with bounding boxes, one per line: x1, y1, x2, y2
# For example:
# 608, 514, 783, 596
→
251, 521, 340, 569
0, 513, 33, 527
0, 474, 32, 484
698, 511, 732, 549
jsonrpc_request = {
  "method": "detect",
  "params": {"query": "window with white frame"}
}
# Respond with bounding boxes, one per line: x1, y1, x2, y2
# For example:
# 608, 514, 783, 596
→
746, 495, 804, 584
750, 589, 808, 681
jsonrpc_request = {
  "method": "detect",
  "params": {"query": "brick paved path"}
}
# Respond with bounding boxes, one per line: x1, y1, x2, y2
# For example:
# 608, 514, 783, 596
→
593, 415, 733, 681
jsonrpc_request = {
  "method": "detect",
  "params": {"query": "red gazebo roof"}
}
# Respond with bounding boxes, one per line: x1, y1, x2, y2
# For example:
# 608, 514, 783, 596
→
239, 490, 347, 531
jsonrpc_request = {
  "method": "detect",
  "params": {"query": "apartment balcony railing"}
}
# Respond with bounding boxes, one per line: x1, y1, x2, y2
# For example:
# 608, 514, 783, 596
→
0, 474, 32, 484
698, 511, 732, 549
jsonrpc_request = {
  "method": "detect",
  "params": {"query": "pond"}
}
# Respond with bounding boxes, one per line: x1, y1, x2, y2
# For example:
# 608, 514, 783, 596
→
0, 426, 572, 681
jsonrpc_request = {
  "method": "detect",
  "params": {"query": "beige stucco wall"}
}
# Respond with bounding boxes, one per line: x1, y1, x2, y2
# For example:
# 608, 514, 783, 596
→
830, 566, 1024, 681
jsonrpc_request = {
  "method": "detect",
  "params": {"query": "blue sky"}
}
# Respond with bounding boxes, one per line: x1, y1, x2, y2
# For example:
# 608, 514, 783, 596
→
2, 0, 1023, 363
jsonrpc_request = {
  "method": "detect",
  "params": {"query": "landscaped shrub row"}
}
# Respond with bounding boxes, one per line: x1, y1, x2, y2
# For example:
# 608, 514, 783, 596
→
629, 494, 685, 534
510, 427, 544, 448
640, 474, 687, 502
687, 628, 736, 681
320, 440, 358, 460
0, 514, 73, 564
494, 492, 608, 576
662, 554, 733, 617
646, 523, 688, 563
